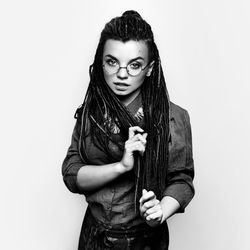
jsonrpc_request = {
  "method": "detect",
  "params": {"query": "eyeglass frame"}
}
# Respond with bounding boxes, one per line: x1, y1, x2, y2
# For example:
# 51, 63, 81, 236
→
102, 61, 152, 77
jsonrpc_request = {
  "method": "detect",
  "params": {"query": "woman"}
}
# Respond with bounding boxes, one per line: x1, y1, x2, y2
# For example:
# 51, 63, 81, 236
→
62, 10, 194, 249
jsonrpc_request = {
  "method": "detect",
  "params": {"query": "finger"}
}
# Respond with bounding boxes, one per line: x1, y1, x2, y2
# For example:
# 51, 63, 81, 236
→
146, 210, 163, 221
139, 189, 148, 213
142, 133, 148, 140
128, 126, 144, 139
142, 199, 159, 212
125, 140, 145, 149
128, 133, 147, 144
136, 133, 147, 144
140, 200, 156, 215
126, 141, 145, 154
144, 202, 161, 215
139, 190, 156, 203
140, 201, 152, 214
146, 211, 163, 221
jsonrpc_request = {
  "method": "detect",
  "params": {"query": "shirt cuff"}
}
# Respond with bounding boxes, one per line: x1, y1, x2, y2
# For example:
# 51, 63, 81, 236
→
63, 163, 83, 194
163, 183, 194, 213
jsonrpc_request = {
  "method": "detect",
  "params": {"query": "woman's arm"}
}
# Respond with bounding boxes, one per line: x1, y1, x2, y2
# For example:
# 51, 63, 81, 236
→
76, 126, 147, 191
62, 121, 147, 193
139, 108, 194, 226
163, 109, 195, 212
76, 162, 125, 191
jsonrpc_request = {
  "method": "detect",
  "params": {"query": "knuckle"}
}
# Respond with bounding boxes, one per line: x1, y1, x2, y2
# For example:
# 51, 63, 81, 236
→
137, 134, 143, 139
147, 208, 154, 214
129, 126, 136, 131
146, 201, 153, 208
148, 191, 155, 197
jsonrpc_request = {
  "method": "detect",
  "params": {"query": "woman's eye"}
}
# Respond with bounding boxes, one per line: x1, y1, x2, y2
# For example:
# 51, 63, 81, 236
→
129, 62, 141, 69
106, 59, 117, 66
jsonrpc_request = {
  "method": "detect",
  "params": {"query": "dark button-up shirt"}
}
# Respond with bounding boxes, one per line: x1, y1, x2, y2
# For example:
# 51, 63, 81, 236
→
62, 96, 195, 226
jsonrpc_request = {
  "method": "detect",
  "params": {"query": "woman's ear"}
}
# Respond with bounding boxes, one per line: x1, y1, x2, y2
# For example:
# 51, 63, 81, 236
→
146, 61, 155, 77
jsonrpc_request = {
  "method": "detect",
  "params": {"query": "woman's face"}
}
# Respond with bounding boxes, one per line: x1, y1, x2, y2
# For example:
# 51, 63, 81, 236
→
102, 39, 154, 105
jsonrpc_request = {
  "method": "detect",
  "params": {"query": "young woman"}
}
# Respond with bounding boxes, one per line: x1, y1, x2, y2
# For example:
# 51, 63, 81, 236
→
62, 10, 195, 249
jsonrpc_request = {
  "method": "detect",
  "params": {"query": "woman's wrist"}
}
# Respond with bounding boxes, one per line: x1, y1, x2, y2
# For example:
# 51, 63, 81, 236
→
115, 162, 127, 174
160, 196, 181, 223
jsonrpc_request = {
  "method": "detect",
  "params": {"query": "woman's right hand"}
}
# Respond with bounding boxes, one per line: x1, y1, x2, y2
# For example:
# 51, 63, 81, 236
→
119, 126, 147, 172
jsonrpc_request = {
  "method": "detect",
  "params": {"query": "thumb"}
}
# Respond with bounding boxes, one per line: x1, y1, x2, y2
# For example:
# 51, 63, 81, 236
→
139, 189, 148, 203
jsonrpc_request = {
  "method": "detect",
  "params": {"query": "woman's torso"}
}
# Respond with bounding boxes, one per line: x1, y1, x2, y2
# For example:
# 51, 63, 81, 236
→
83, 93, 144, 226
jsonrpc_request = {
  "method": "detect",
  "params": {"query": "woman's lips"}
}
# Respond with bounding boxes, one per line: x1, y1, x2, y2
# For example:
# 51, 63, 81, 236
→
114, 82, 130, 86
113, 82, 130, 91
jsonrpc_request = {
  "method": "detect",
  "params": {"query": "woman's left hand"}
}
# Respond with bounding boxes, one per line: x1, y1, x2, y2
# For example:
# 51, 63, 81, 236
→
139, 189, 163, 227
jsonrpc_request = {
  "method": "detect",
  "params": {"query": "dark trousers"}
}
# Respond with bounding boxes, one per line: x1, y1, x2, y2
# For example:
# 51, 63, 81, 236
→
78, 208, 169, 250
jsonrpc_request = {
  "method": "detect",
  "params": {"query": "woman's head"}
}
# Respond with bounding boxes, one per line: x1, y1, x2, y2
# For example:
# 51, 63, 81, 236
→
91, 10, 160, 99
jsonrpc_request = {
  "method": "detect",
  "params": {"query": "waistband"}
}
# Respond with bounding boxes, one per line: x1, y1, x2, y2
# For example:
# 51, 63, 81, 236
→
84, 207, 155, 239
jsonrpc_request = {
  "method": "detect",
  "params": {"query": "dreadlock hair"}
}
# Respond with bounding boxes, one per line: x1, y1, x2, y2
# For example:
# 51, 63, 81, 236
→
77, 10, 170, 207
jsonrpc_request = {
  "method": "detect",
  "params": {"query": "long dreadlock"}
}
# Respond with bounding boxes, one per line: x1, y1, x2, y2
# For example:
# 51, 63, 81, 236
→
77, 10, 170, 207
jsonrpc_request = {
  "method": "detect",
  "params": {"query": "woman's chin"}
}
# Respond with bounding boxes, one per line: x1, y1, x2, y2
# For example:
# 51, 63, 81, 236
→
113, 89, 141, 105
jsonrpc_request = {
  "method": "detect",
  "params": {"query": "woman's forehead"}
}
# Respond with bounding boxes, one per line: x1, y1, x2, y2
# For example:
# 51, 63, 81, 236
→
103, 39, 149, 61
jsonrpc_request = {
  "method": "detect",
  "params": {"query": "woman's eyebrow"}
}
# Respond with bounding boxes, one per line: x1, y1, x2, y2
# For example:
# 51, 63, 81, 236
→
104, 54, 145, 62
104, 54, 118, 60
129, 57, 145, 62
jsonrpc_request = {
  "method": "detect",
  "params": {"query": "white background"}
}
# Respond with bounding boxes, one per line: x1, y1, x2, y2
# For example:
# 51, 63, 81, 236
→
1, 0, 250, 249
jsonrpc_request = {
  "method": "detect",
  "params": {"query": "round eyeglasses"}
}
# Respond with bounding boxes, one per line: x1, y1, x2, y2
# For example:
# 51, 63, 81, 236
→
103, 60, 151, 77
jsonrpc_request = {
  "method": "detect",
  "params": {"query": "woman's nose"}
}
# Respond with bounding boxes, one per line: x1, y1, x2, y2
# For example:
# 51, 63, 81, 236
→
116, 67, 129, 79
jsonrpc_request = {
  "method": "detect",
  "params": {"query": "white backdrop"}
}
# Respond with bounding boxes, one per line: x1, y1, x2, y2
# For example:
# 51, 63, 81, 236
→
1, 0, 250, 249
